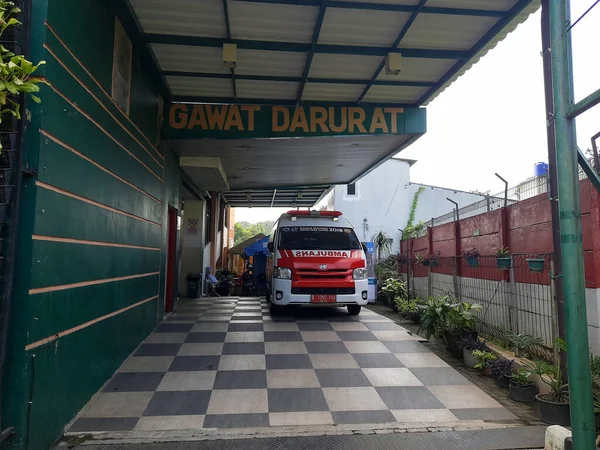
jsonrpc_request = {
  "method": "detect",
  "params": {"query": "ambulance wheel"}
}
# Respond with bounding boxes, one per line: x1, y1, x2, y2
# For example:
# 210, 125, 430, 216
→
269, 304, 280, 316
347, 305, 361, 316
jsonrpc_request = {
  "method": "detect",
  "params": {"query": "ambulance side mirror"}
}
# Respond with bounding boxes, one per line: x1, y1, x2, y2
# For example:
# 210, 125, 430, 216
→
267, 242, 274, 253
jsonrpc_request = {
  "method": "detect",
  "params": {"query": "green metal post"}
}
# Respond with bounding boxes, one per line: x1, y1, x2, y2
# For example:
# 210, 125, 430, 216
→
549, 1, 596, 449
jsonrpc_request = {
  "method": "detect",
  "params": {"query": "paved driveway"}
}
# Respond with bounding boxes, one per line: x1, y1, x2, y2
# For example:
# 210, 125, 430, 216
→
68, 297, 517, 433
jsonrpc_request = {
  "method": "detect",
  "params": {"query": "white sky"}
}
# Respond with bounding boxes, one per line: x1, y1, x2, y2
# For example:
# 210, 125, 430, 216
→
235, 4, 600, 224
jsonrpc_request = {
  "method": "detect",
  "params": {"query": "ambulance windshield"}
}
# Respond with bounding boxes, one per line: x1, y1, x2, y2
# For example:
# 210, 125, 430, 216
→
278, 226, 361, 250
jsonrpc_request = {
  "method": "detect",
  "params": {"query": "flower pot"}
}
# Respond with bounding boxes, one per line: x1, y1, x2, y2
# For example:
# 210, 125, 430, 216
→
496, 257, 511, 269
536, 393, 570, 426
509, 382, 537, 403
463, 348, 478, 368
495, 374, 510, 389
526, 258, 545, 273
443, 331, 464, 358
406, 312, 420, 323
482, 366, 492, 377
467, 257, 479, 267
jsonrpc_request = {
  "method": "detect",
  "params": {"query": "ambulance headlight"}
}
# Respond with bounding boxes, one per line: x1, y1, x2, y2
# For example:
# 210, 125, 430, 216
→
353, 268, 368, 280
275, 267, 292, 280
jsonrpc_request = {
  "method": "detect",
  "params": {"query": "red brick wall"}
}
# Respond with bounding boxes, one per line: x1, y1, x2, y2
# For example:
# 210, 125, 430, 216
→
398, 179, 599, 288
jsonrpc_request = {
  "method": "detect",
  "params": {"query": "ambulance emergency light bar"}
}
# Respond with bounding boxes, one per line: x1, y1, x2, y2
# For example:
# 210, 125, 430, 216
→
287, 210, 343, 221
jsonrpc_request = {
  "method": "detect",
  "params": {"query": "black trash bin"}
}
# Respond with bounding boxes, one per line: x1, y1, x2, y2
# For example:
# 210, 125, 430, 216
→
187, 273, 201, 298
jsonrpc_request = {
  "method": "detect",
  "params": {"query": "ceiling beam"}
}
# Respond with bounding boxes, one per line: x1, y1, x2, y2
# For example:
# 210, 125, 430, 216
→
416, 0, 532, 106
297, 0, 328, 103
238, 0, 506, 17
163, 71, 435, 87
171, 95, 415, 107
357, 0, 427, 103
221, 0, 237, 100
145, 35, 470, 60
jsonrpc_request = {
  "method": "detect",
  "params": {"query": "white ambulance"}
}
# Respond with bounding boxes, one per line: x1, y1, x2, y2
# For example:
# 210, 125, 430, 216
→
266, 210, 368, 315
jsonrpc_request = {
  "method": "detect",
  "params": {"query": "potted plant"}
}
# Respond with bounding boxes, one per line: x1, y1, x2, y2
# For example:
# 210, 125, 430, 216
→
509, 368, 538, 402
417, 295, 453, 340
395, 297, 417, 318
381, 277, 407, 309
396, 254, 408, 265
472, 350, 496, 375
496, 247, 511, 269
420, 251, 440, 267
506, 331, 543, 358
489, 358, 514, 388
526, 254, 545, 273
461, 336, 489, 369
463, 248, 480, 267
444, 301, 482, 358
407, 297, 424, 323
525, 339, 570, 425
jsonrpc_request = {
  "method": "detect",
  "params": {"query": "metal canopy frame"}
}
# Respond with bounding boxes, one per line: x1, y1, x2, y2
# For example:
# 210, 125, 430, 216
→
222, 186, 330, 208
126, 0, 536, 107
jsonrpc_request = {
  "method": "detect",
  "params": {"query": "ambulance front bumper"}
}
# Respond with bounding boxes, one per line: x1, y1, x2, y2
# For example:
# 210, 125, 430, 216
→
271, 279, 369, 306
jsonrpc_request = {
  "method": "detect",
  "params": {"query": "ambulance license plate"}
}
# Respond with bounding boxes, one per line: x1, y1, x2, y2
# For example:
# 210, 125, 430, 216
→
311, 294, 337, 303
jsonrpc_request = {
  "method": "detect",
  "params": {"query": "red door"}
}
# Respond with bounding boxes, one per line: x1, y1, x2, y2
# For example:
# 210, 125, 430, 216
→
165, 207, 178, 312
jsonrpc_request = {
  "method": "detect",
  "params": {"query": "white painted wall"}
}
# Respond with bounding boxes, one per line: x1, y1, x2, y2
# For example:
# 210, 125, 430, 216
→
180, 199, 206, 297
324, 159, 487, 251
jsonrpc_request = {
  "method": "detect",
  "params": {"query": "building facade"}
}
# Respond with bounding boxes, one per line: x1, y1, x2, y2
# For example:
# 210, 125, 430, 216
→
320, 159, 488, 251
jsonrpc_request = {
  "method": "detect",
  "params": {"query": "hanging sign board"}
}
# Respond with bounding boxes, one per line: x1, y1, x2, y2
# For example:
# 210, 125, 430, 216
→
165, 103, 426, 139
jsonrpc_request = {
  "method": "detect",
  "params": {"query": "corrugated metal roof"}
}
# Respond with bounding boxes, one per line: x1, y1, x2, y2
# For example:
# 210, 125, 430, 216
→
426, 0, 518, 11
422, 0, 540, 105
132, 0, 539, 106
152, 44, 228, 73
228, 1, 317, 43
167, 76, 233, 97
362, 85, 429, 103
235, 50, 307, 77
130, 0, 226, 37
376, 57, 457, 82
318, 8, 411, 47
302, 83, 367, 101
400, 14, 500, 51
236, 80, 298, 100
340, 0, 420, 5
309, 54, 382, 80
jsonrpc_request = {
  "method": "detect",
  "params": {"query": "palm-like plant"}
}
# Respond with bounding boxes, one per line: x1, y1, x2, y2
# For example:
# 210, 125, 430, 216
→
372, 230, 392, 262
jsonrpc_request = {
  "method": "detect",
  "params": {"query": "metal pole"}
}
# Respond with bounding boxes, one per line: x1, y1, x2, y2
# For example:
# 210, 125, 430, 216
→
541, 0, 567, 378
549, 1, 595, 448
495, 173, 508, 208
592, 131, 600, 173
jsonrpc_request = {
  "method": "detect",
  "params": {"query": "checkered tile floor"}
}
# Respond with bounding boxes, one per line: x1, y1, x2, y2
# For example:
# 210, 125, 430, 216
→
69, 297, 517, 432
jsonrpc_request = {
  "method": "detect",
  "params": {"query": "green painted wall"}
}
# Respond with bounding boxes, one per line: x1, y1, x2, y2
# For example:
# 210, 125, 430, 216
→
1, 1, 179, 449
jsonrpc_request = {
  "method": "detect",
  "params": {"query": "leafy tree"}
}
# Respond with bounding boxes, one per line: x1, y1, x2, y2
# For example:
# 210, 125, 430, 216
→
234, 220, 274, 245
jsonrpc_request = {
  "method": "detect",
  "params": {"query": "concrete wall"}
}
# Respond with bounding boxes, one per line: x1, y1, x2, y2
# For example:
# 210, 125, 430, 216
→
330, 159, 486, 247
180, 200, 206, 296
1, 2, 179, 449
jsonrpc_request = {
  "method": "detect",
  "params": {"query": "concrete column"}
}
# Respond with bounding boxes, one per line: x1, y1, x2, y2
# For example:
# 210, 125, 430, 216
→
180, 200, 205, 297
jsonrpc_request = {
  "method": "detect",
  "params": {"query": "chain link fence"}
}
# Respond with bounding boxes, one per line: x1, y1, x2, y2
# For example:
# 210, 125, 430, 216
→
405, 254, 556, 362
